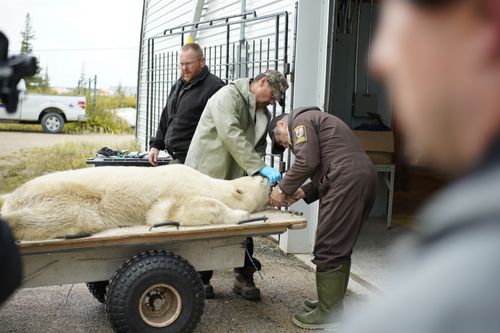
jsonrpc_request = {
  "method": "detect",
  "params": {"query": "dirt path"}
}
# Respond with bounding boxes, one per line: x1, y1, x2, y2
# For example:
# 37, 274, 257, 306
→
0, 131, 136, 155
0, 237, 365, 333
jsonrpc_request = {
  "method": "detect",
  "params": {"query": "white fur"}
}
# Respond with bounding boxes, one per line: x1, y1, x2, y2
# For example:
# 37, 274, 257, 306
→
0, 165, 270, 240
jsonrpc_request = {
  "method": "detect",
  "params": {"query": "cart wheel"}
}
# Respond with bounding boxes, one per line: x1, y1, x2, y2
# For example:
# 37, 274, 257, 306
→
86, 280, 109, 303
105, 250, 204, 333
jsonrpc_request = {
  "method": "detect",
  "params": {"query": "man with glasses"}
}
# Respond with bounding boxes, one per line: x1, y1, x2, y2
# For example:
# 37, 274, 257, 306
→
148, 43, 224, 299
185, 69, 288, 300
148, 43, 224, 165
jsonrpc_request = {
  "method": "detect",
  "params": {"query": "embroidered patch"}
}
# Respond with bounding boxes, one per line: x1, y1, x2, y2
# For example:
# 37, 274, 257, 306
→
293, 125, 307, 144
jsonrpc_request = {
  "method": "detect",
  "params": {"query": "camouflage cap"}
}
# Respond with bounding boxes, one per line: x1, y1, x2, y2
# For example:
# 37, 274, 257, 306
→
262, 69, 289, 107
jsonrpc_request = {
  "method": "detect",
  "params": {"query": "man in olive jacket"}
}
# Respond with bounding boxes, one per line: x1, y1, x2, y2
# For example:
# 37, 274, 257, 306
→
148, 43, 224, 164
186, 69, 288, 300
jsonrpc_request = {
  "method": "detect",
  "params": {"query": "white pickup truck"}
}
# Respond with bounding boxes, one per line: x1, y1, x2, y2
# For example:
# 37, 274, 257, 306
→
0, 83, 88, 133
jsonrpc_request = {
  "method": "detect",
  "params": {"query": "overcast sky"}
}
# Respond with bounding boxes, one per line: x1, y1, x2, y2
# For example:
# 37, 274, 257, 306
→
0, 0, 143, 89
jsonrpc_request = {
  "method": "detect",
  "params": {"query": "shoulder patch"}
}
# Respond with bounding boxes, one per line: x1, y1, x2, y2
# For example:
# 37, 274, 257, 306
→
293, 125, 307, 144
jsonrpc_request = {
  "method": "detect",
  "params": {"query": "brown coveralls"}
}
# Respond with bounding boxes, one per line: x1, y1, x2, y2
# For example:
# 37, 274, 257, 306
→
279, 107, 377, 271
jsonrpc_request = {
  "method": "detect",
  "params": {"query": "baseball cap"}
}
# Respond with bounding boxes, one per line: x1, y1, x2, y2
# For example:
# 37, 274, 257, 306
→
268, 113, 288, 155
262, 70, 289, 107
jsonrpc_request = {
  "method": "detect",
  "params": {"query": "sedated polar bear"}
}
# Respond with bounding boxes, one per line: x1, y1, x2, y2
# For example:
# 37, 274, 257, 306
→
0, 164, 270, 241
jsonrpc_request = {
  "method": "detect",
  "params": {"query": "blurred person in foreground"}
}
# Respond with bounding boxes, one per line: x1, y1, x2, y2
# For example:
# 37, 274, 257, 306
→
344, 0, 500, 332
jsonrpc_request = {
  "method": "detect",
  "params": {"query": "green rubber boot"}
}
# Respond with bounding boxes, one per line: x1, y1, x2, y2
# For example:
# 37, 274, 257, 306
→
303, 261, 351, 312
293, 263, 350, 330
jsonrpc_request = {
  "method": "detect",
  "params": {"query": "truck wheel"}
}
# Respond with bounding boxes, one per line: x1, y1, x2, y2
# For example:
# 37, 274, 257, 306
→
41, 112, 64, 133
105, 250, 204, 333
86, 280, 109, 303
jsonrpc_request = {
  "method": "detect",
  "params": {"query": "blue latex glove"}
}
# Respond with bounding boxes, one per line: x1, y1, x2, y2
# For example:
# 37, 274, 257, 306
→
258, 166, 282, 184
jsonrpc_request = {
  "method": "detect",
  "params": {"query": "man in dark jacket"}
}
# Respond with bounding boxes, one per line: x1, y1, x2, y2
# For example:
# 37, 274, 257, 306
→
148, 43, 224, 164
147, 43, 224, 298
268, 107, 376, 330
343, 0, 500, 332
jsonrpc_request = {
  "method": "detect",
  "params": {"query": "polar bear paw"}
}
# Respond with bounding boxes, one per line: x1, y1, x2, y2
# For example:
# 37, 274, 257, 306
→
226, 209, 250, 224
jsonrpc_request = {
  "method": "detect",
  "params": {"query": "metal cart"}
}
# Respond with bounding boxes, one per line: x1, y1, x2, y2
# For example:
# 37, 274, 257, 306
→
19, 211, 305, 333
18, 156, 305, 332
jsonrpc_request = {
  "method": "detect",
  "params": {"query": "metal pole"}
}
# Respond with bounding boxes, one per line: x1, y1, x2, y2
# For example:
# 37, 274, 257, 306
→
274, 16, 279, 70
149, 39, 155, 142
225, 23, 230, 83
239, 0, 247, 78
366, 0, 374, 94
145, 38, 151, 149
93, 75, 97, 114
288, 2, 299, 172
354, 0, 361, 96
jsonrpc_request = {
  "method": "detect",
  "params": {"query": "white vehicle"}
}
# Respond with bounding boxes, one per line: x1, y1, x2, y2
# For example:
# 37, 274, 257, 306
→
0, 81, 88, 133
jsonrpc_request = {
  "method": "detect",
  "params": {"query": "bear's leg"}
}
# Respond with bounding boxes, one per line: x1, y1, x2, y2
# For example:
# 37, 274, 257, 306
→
146, 195, 250, 227
2, 205, 106, 241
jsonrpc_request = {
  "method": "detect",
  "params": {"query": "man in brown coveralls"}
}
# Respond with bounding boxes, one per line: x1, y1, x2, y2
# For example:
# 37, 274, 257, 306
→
268, 106, 377, 330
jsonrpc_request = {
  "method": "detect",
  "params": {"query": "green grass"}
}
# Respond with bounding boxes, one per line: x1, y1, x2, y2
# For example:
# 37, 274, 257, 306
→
0, 123, 42, 132
66, 95, 136, 134
0, 95, 136, 134
0, 140, 139, 194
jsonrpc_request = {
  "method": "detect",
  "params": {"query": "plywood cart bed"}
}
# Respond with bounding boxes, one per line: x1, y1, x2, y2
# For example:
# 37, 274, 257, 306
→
17, 209, 306, 333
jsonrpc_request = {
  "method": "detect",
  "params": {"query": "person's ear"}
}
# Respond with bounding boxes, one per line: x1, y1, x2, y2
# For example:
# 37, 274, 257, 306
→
259, 77, 268, 87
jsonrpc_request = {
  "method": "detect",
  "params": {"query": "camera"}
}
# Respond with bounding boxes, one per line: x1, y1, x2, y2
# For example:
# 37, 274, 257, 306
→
0, 31, 37, 113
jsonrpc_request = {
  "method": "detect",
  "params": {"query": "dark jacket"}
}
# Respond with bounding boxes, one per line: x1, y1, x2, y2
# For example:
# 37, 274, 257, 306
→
149, 66, 224, 161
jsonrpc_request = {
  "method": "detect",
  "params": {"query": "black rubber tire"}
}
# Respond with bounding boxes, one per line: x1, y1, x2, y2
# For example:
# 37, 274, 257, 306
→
86, 280, 109, 303
105, 250, 204, 333
41, 112, 64, 133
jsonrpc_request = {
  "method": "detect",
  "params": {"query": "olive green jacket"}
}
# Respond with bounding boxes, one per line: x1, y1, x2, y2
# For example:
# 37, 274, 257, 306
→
185, 78, 270, 180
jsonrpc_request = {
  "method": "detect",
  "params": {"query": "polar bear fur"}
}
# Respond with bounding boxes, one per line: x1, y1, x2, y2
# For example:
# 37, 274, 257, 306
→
0, 164, 270, 241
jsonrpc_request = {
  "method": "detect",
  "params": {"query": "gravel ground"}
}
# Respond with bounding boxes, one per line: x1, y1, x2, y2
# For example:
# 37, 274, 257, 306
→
0, 237, 363, 333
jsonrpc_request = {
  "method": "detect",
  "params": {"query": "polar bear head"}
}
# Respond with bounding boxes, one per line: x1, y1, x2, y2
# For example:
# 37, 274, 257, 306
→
227, 176, 270, 212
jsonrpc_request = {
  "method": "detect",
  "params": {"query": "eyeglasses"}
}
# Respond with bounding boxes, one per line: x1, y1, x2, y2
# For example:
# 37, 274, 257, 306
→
180, 58, 201, 68
267, 81, 277, 102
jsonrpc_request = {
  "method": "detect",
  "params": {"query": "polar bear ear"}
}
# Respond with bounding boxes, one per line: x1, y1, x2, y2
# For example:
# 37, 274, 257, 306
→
232, 188, 244, 200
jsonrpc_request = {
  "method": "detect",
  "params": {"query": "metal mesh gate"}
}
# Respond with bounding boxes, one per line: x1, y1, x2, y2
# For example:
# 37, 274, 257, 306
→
141, 10, 295, 168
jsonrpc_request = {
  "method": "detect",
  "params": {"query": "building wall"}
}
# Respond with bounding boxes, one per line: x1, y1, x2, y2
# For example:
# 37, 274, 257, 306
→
137, 0, 194, 149
137, 0, 391, 254
137, 0, 331, 254
137, 0, 297, 150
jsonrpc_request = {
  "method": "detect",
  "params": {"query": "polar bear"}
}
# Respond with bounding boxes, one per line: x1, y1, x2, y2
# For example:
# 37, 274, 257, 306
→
0, 164, 270, 241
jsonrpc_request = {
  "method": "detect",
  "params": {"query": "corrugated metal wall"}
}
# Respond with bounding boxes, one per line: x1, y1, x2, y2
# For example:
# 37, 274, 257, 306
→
137, 0, 297, 150
137, 0, 193, 149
